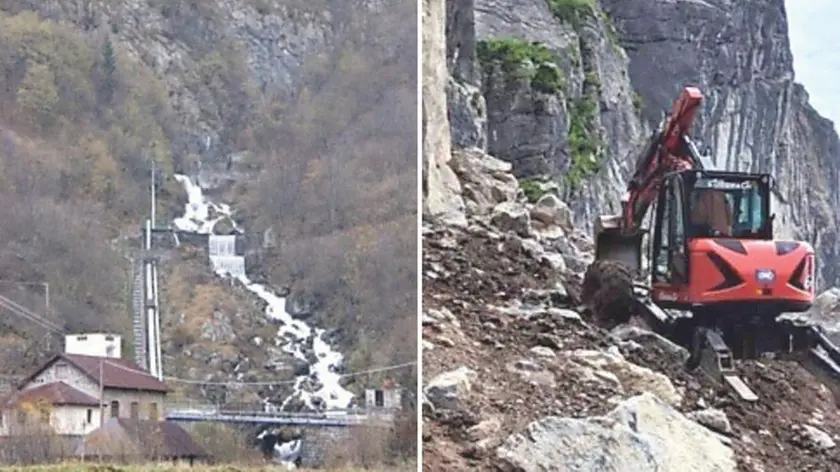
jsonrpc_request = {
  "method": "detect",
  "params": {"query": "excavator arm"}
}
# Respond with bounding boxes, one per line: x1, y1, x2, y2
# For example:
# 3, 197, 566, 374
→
593, 86, 706, 270
623, 86, 705, 234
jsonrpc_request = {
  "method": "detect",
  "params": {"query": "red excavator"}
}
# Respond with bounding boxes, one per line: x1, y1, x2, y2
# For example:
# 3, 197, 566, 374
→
582, 86, 839, 401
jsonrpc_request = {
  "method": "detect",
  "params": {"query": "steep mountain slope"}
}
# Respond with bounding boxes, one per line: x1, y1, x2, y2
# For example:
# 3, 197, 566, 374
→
431, 0, 840, 289
423, 0, 840, 470
0, 0, 416, 422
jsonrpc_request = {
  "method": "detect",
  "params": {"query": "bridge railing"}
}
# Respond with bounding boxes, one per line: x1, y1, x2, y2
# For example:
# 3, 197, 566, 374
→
165, 400, 397, 419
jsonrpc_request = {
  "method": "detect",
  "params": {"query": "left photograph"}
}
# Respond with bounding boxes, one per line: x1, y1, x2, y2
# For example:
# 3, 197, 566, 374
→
0, 0, 418, 470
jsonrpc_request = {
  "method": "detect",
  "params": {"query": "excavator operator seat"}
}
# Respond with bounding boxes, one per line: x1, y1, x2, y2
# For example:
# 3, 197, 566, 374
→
689, 189, 734, 237
684, 172, 772, 241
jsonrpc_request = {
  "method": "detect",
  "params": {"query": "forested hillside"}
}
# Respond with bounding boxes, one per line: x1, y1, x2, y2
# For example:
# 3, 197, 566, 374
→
0, 0, 416, 398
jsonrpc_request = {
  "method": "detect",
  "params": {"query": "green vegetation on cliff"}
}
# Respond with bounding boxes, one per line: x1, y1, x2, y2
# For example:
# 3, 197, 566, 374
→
547, 0, 596, 23
520, 178, 555, 203
565, 94, 602, 188
477, 38, 564, 93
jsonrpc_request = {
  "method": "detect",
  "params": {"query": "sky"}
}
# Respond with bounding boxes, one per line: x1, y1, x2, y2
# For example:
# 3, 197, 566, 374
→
785, 0, 840, 126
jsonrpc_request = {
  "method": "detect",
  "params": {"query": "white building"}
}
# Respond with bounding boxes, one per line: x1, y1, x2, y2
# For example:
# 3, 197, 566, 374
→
364, 387, 402, 410
0, 333, 168, 439
64, 333, 122, 359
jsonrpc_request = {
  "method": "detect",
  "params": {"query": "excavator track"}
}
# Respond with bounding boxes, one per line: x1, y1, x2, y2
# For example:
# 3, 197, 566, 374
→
582, 262, 840, 404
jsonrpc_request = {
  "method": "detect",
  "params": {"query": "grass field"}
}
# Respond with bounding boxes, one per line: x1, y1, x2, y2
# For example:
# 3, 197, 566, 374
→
0, 464, 417, 472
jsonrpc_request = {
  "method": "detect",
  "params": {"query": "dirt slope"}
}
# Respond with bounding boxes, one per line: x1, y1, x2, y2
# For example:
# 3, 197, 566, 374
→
421, 163, 840, 471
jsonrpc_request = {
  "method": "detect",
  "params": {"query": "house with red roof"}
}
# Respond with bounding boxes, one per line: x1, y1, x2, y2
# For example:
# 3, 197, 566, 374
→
0, 333, 169, 439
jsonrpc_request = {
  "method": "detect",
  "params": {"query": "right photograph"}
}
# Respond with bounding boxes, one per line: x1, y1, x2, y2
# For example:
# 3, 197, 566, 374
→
421, 0, 840, 471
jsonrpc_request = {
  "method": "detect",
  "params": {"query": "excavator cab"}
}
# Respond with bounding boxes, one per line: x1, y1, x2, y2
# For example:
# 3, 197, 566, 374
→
683, 171, 773, 240
596, 171, 774, 282
648, 169, 813, 311
649, 170, 772, 287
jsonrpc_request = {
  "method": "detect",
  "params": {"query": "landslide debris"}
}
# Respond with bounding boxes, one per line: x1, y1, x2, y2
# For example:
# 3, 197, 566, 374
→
422, 150, 840, 472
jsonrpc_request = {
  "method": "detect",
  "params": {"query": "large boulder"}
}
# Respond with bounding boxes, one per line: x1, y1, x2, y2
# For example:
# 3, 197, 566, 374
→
424, 366, 477, 411
530, 193, 573, 232
450, 147, 519, 214
490, 202, 532, 238
564, 349, 682, 407
496, 393, 736, 472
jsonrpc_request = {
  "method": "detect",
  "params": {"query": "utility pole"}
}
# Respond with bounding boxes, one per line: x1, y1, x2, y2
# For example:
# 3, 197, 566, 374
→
150, 160, 160, 380
99, 357, 104, 427
152, 259, 162, 381
150, 159, 156, 227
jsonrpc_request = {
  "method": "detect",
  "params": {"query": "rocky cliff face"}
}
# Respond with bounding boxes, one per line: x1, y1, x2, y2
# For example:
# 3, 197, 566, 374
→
432, 0, 840, 289
602, 0, 840, 289
423, 0, 840, 470
1, 0, 340, 180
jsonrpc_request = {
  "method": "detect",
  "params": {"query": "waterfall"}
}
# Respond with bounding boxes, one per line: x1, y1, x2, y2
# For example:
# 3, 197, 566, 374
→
172, 174, 354, 411
208, 235, 246, 278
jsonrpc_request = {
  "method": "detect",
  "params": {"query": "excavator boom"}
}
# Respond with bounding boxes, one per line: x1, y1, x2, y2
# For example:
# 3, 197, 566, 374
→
624, 86, 704, 233
594, 86, 706, 271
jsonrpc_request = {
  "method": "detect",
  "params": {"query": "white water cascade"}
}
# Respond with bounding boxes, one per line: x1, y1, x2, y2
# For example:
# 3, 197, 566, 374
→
208, 235, 246, 278
171, 174, 354, 412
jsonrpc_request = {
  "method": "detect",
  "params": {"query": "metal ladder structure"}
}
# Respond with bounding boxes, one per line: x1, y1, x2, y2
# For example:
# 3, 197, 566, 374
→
131, 160, 164, 380
131, 261, 147, 370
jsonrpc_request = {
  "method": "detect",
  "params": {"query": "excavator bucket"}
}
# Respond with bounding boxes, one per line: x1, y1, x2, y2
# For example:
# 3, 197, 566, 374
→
593, 214, 643, 274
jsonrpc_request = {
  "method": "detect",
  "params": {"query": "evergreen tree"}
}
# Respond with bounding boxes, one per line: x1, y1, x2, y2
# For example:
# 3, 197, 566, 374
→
100, 38, 117, 103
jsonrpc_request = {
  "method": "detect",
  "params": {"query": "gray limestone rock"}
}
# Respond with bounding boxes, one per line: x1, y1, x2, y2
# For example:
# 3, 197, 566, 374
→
496, 393, 736, 472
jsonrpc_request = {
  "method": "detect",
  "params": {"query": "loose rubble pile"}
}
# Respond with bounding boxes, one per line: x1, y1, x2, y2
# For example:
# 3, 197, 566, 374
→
422, 148, 840, 472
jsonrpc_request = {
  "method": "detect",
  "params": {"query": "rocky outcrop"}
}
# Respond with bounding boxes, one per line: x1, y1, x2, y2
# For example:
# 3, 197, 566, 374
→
435, 0, 840, 288
471, 0, 646, 224
423, 0, 466, 224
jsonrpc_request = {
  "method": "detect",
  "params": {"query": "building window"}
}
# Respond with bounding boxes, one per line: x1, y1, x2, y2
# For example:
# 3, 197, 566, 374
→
375, 389, 384, 407
0, 412, 4, 427
149, 402, 159, 421
16, 411, 25, 425
86, 409, 93, 424
55, 363, 68, 379
110, 400, 119, 418
130, 402, 139, 419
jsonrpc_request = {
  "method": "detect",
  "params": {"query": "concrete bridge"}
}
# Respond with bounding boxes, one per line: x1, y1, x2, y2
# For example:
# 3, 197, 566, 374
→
165, 401, 395, 427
